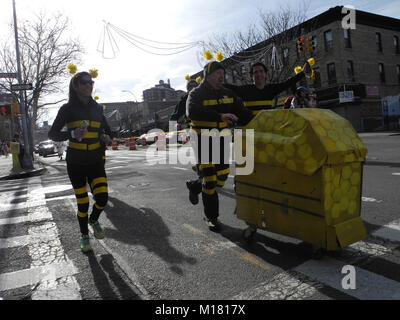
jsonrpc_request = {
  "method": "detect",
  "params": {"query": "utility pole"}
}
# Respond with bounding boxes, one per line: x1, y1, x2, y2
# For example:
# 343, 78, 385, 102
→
12, 0, 33, 169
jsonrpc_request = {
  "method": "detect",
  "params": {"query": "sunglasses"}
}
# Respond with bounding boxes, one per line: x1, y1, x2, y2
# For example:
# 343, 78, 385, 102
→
79, 80, 94, 86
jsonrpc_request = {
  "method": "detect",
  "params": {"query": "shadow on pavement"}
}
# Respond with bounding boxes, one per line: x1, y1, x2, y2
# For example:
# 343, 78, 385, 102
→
217, 222, 314, 270
86, 252, 142, 300
103, 196, 197, 275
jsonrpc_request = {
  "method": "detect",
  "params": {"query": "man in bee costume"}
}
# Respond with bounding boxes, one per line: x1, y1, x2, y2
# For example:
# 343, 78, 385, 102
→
48, 71, 112, 252
224, 61, 312, 114
186, 61, 254, 231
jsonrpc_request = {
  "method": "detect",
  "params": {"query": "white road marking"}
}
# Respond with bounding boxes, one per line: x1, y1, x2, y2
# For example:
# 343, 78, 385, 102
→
295, 256, 400, 300
392, 173, 400, 176
362, 197, 383, 203
232, 270, 323, 300
107, 166, 125, 170
0, 232, 59, 249
25, 177, 81, 299
173, 167, 188, 171
371, 223, 400, 243
0, 261, 78, 293
0, 211, 52, 225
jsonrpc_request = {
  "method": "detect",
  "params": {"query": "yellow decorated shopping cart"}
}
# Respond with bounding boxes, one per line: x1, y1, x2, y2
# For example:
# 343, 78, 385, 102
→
235, 108, 368, 258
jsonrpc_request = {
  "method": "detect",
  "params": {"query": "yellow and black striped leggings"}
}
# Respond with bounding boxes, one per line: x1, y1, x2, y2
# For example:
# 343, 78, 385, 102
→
199, 163, 230, 220
67, 161, 108, 235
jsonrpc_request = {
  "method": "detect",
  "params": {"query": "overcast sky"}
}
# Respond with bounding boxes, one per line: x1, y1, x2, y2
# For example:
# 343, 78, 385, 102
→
0, 0, 399, 123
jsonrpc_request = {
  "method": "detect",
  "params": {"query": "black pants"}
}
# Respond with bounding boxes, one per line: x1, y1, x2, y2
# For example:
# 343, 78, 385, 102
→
198, 163, 230, 221
190, 133, 231, 221
67, 161, 108, 235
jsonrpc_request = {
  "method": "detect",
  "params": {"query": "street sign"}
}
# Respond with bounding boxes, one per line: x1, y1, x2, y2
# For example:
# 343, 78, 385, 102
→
339, 90, 354, 103
0, 72, 17, 78
10, 83, 33, 91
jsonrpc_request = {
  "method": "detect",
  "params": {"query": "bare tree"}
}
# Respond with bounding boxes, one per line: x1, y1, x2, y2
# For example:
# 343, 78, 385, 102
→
0, 11, 84, 149
204, 1, 312, 84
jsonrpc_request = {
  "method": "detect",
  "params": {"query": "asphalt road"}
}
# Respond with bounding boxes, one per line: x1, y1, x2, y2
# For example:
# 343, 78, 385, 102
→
1, 132, 400, 302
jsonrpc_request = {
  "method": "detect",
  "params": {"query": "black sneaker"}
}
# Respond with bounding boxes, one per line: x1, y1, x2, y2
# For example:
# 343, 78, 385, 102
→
204, 217, 221, 232
186, 181, 199, 205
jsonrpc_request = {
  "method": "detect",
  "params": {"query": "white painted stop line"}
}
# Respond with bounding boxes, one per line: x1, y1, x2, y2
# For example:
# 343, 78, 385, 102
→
392, 173, 400, 176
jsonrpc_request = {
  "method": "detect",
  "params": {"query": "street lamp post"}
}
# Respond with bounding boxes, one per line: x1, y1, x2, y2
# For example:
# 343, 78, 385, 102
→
12, 0, 33, 169
121, 90, 138, 102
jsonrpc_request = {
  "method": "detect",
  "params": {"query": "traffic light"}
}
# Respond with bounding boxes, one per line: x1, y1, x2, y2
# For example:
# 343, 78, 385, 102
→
297, 37, 305, 54
0, 105, 11, 117
307, 36, 312, 52
311, 36, 317, 51
11, 103, 19, 115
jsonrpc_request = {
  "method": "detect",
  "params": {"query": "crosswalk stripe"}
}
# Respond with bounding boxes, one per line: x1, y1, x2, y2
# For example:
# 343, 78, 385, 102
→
0, 211, 52, 225
294, 256, 400, 300
0, 261, 78, 292
371, 223, 400, 243
11, 177, 81, 300
0, 233, 58, 249
232, 270, 324, 300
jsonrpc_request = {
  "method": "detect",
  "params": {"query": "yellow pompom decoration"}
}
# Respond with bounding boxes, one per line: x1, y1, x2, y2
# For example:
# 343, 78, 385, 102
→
294, 66, 303, 74
94, 96, 99, 101
215, 52, 224, 62
185, 74, 190, 81
203, 50, 213, 60
67, 63, 77, 75
196, 76, 202, 83
307, 58, 315, 67
89, 69, 99, 79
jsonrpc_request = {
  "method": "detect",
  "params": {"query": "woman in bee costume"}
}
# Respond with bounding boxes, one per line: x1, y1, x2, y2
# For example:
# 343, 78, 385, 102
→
48, 71, 112, 252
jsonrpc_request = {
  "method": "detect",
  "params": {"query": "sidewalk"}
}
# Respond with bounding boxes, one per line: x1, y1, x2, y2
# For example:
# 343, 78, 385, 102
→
0, 154, 46, 181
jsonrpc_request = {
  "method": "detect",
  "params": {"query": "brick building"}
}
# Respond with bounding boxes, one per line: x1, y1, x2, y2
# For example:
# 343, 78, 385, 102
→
192, 6, 400, 131
143, 79, 185, 102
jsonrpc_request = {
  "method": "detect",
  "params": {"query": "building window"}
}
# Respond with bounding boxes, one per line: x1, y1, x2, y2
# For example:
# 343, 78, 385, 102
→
232, 70, 238, 83
324, 30, 333, 51
397, 65, 400, 84
282, 48, 289, 62
376, 32, 382, 52
347, 60, 355, 81
394, 35, 400, 54
327, 63, 336, 85
241, 65, 246, 76
378, 63, 385, 83
313, 67, 321, 88
344, 29, 352, 48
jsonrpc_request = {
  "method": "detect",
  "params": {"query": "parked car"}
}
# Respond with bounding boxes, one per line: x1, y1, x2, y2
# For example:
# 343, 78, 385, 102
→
38, 140, 57, 157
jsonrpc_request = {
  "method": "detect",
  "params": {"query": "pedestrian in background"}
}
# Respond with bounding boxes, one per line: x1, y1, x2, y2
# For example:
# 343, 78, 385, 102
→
48, 71, 112, 253
2, 140, 9, 157
55, 141, 65, 160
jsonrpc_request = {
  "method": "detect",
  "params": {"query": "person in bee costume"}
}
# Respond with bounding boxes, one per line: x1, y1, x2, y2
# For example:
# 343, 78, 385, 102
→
224, 61, 312, 113
170, 78, 198, 125
48, 71, 112, 253
186, 61, 254, 231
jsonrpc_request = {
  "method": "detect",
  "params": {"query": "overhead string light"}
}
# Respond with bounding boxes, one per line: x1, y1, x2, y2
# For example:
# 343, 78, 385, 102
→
97, 21, 203, 58
196, 43, 274, 69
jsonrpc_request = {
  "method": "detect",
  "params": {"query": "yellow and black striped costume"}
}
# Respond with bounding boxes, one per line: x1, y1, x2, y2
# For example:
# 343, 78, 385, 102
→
224, 72, 304, 115
48, 98, 111, 235
186, 80, 253, 221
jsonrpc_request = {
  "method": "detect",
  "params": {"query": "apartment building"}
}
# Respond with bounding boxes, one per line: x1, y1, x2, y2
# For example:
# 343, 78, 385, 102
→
143, 79, 185, 102
192, 6, 400, 131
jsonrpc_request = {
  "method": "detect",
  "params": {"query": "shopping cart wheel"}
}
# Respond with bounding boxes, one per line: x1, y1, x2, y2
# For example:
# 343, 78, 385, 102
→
242, 227, 256, 244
